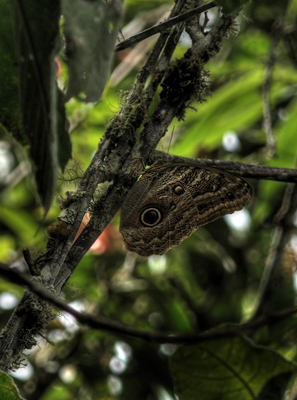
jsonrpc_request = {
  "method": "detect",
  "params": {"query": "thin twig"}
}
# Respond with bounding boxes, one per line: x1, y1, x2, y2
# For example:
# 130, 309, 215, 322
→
115, 1, 217, 52
1, 263, 297, 344
251, 183, 297, 320
151, 150, 297, 183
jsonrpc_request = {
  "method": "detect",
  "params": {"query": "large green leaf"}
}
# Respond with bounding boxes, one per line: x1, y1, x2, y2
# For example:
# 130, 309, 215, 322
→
0, 0, 24, 144
169, 335, 297, 400
4, 0, 71, 213
0, 371, 25, 400
62, 0, 123, 102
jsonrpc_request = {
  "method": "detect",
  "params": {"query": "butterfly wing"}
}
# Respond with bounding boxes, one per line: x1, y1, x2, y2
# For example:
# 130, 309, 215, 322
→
182, 165, 253, 226
120, 167, 195, 256
120, 164, 253, 256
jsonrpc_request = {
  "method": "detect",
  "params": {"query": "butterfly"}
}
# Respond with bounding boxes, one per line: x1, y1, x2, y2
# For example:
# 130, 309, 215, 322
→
120, 163, 253, 256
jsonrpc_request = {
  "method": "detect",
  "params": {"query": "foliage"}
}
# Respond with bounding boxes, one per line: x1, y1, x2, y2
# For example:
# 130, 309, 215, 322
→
1, 0, 297, 400
0, 0, 71, 213
170, 336, 296, 400
215, 0, 251, 14
0, 371, 24, 400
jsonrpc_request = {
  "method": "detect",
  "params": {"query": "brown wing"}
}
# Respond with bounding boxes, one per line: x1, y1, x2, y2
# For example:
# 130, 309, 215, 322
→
120, 164, 253, 257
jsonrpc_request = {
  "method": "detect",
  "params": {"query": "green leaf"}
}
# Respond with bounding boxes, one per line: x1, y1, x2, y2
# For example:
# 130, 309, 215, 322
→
0, 0, 25, 144
0, 371, 25, 400
169, 335, 297, 400
62, 0, 123, 102
8, 0, 71, 213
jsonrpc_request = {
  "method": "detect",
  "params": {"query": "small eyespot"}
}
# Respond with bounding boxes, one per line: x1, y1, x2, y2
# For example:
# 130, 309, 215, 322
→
140, 208, 162, 227
173, 185, 184, 195
227, 192, 235, 201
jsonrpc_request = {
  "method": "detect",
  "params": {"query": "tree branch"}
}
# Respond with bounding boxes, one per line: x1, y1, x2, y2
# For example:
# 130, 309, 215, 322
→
1, 263, 297, 345
151, 150, 297, 182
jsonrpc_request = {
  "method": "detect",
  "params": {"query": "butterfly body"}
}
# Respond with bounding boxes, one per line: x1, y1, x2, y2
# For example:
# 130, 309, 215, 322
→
120, 164, 253, 256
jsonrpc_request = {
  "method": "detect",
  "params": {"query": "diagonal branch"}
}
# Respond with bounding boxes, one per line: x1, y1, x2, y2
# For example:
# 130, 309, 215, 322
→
115, 1, 217, 52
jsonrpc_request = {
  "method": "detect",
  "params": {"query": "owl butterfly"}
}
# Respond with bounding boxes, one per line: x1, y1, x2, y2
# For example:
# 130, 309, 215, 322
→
120, 163, 253, 257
